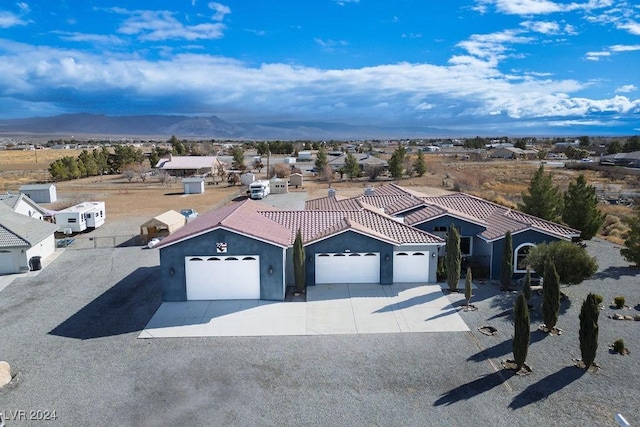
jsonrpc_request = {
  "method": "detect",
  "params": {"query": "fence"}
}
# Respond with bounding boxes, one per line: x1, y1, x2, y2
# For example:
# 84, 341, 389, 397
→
64, 234, 142, 249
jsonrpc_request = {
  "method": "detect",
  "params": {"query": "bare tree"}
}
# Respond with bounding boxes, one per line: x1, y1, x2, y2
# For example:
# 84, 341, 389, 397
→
135, 163, 150, 182
365, 165, 385, 181
122, 164, 136, 182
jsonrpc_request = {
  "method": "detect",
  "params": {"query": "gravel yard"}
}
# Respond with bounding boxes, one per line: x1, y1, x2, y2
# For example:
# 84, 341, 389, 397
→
0, 238, 638, 426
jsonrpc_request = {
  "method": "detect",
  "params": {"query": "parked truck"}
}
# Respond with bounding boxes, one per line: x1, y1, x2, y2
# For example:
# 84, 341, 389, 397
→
249, 180, 270, 200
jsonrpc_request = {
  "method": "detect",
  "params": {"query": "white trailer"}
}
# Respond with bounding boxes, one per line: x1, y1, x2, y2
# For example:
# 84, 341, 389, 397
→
55, 201, 106, 233
249, 180, 270, 200
284, 157, 296, 165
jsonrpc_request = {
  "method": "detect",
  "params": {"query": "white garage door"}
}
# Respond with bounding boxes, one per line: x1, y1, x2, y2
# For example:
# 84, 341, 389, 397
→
0, 250, 17, 275
393, 251, 430, 283
185, 255, 260, 300
315, 252, 380, 284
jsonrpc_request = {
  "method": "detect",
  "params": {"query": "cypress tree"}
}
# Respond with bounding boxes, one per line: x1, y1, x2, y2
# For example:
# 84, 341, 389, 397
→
445, 224, 461, 292
501, 231, 513, 290
465, 267, 472, 309
523, 266, 532, 302
542, 260, 561, 332
579, 293, 599, 369
563, 174, 605, 240
293, 229, 305, 294
513, 293, 530, 371
621, 206, 640, 267
519, 164, 563, 222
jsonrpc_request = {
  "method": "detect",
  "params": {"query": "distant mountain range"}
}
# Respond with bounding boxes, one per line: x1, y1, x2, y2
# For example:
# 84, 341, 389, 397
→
0, 113, 458, 140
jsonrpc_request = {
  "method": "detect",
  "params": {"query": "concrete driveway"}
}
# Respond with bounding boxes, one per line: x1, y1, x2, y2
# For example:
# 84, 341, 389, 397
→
139, 283, 469, 338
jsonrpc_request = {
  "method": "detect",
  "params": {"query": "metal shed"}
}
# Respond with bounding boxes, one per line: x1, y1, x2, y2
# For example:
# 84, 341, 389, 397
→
290, 173, 303, 188
183, 177, 205, 194
270, 177, 288, 194
140, 210, 186, 243
19, 184, 57, 203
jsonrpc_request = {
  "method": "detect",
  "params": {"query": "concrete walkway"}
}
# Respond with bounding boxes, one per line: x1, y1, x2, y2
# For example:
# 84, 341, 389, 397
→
139, 283, 469, 338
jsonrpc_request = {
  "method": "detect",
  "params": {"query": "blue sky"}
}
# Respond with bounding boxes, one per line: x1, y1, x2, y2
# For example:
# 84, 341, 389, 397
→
0, 0, 639, 135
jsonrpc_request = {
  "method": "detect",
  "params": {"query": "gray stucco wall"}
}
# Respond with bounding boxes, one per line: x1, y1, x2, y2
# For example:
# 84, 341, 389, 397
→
159, 228, 286, 301
490, 230, 564, 280
304, 231, 393, 285
414, 216, 485, 240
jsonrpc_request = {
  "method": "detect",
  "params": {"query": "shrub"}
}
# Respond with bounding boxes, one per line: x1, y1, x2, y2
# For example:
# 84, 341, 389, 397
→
593, 294, 604, 305
436, 257, 446, 282
525, 241, 598, 285
614, 296, 626, 308
613, 339, 625, 354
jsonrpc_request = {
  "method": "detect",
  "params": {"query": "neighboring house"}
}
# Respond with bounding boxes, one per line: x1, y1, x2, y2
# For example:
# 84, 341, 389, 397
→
0, 204, 59, 275
327, 153, 388, 171
156, 198, 444, 302
140, 210, 186, 244
490, 147, 538, 160
155, 155, 223, 177
19, 183, 57, 203
600, 151, 640, 168
307, 184, 580, 281
0, 193, 48, 220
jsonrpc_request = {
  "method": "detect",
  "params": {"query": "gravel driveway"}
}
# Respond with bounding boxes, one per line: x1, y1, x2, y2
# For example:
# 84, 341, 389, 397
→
0, 238, 638, 426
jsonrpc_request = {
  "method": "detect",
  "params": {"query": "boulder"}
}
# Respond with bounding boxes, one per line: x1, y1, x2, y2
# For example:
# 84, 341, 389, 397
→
0, 361, 11, 387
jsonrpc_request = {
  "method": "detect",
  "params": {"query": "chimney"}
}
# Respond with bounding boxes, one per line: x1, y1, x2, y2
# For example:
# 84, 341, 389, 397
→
364, 187, 375, 196
328, 188, 336, 197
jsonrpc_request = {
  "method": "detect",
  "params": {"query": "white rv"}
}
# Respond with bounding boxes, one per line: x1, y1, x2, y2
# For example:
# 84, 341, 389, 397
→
249, 180, 270, 200
55, 201, 106, 233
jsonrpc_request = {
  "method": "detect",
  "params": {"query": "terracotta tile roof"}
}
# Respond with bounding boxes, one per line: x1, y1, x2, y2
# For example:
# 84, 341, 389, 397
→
156, 199, 292, 248
305, 195, 363, 211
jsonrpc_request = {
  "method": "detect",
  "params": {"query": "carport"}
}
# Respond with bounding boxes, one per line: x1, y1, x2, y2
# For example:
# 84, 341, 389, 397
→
140, 210, 186, 244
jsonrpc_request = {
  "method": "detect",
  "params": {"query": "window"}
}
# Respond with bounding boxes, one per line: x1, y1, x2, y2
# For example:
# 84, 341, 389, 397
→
67, 218, 77, 223
460, 237, 472, 257
433, 226, 447, 232
515, 243, 535, 272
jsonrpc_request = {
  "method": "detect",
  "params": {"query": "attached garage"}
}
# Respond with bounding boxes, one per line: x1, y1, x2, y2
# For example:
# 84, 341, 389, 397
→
393, 251, 430, 283
315, 252, 380, 284
0, 250, 18, 275
185, 255, 261, 300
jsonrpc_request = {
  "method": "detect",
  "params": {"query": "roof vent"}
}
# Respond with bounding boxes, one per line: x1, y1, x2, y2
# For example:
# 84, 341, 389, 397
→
328, 188, 336, 197
364, 187, 375, 196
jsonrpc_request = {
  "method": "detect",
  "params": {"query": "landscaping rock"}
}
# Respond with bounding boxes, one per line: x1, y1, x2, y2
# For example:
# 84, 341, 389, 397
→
0, 361, 11, 387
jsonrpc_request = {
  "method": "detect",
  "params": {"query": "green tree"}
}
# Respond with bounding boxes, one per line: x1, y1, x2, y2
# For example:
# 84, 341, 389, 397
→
256, 141, 269, 156
315, 146, 328, 173
514, 140, 527, 150
621, 207, 640, 267
513, 293, 530, 371
464, 267, 473, 309
231, 146, 245, 171
413, 151, 427, 177
48, 159, 68, 181
344, 153, 360, 180
93, 147, 109, 176
293, 229, 305, 294
579, 293, 599, 369
578, 136, 590, 147
623, 135, 640, 152
169, 135, 187, 155
563, 174, 605, 240
519, 164, 563, 222
526, 241, 597, 285
542, 260, 560, 332
445, 224, 461, 292
388, 146, 406, 179
501, 231, 513, 290
607, 140, 622, 154
523, 266, 532, 302
148, 148, 160, 167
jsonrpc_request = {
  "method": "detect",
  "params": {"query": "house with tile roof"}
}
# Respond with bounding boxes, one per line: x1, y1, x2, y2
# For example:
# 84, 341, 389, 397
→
0, 193, 48, 221
0, 204, 59, 274
308, 183, 580, 280
156, 198, 444, 301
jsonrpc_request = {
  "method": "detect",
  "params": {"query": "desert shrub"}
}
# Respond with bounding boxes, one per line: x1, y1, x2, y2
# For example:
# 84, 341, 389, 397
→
468, 259, 489, 280
436, 256, 446, 282
525, 241, 598, 285
614, 296, 625, 308
613, 339, 625, 354
593, 294, 604, 305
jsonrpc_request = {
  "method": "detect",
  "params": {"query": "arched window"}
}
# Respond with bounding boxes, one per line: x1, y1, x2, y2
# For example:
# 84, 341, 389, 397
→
514, 243, 536, 273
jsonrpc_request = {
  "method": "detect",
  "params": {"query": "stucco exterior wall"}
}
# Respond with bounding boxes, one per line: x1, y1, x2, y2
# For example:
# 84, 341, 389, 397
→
159, 228, 286, 301
490, 230, 564, 280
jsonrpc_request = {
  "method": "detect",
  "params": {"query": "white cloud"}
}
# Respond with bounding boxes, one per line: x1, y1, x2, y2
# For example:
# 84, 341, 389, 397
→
54, 31, 125, 45
586, 44, 640, 60
0, 11, 27, 28
616, 84, 636, 93
475, 0, 613, 15
520, 20, 561, 34
585, 51, 610, 61
315, 38, 348, 52
610, 44, 640, 52
333, 0, 360, 6
16, 2, 30, 13
208, 2, 231, 21
116, 9, 227, 41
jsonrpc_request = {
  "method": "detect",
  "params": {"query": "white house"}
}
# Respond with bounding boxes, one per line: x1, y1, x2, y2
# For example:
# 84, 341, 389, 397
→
0, 193, 48, 220
0, 204, 58, 275
19, 184, 57, 203
54, 202, 106, 233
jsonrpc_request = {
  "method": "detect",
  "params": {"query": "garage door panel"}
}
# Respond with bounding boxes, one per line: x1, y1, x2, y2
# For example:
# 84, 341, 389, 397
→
393, 251, 429, 283
186, 255, 260, 300
315, 252, 380, 284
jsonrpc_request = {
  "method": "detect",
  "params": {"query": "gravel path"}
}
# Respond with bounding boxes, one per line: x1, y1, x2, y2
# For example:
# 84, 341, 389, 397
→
0, 238, 638, 426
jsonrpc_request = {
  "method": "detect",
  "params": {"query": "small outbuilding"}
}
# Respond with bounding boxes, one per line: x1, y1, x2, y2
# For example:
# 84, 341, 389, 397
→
270, 177, 288, 194
140, 210, 186, 243
290, 173, 303, 188
19, 184, 57, 203
183, 178, 205, 194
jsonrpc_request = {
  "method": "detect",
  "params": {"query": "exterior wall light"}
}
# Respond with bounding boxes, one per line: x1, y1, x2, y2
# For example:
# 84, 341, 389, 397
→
269, 266, 273, 274
385, 254, 390, 261
169, 267, 175, 276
